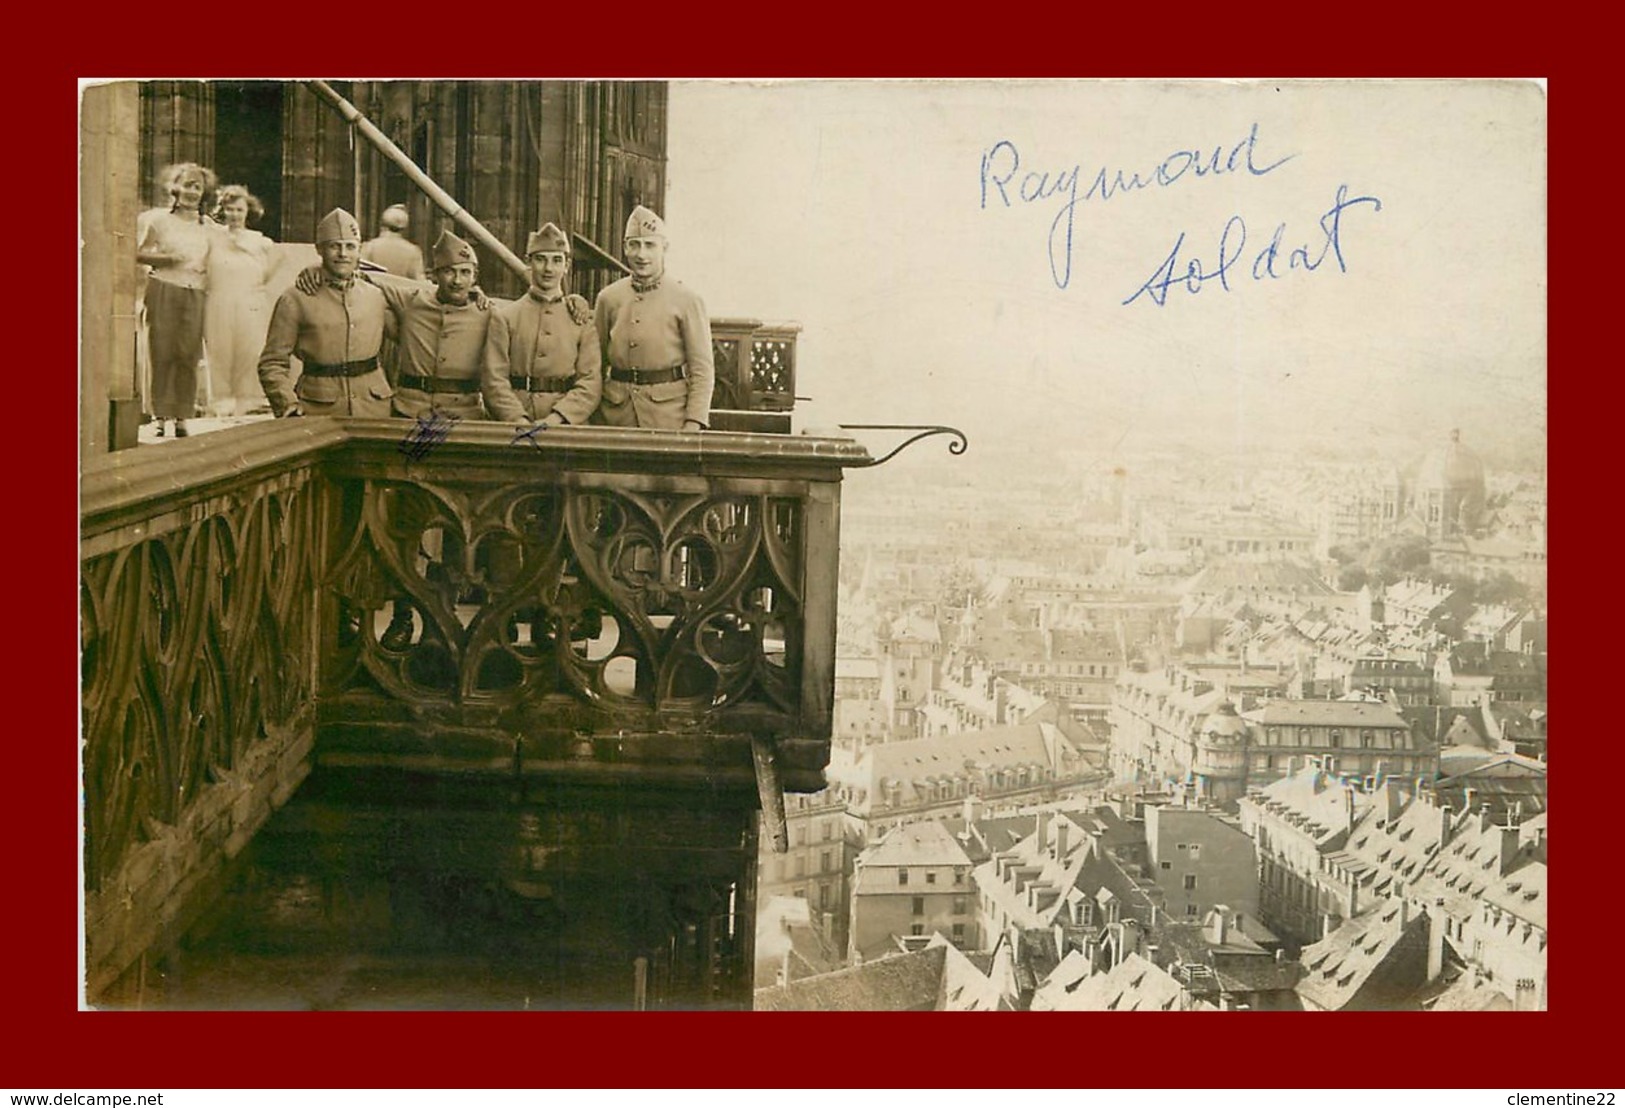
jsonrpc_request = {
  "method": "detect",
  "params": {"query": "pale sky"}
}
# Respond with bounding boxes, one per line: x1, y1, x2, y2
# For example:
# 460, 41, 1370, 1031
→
665, 79, 1546, 468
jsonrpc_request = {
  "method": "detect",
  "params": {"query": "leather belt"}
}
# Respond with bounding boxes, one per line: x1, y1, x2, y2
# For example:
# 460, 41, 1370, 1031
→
300, 356, 379, 378
608, 364, 686, 386
511, 375, 576, 393
399, 374, 481, 394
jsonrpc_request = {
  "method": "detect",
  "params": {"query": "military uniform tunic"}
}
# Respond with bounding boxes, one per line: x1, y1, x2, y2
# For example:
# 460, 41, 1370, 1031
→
483, 290, 602, 425
374, 274, 491, 421
593, 275, 715, 430
257, 277, 393, 418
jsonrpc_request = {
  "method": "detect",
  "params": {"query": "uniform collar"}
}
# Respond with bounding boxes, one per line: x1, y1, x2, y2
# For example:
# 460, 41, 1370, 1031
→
528, 287, 565, 304
630, 273, 663, 293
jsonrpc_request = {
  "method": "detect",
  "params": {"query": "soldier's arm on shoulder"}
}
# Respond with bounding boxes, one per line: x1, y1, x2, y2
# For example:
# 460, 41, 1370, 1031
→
365, 269, 423, 312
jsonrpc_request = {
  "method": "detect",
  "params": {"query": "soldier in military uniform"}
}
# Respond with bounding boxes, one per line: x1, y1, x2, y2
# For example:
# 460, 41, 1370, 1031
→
257, 207, 394, 418
483, 223, 601, 429
593, 205, 714, 431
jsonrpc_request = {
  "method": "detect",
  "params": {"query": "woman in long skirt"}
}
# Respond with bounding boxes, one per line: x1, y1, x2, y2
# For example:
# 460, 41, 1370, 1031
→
136, 163, 216, 438
203, 184, 277, 416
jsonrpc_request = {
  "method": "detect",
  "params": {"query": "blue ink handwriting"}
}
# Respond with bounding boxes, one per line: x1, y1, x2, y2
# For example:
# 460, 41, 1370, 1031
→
1121, 184, 1383, 309
979, 122, 1297, 290
397, 409, 460, 462
509, 421, 549, 451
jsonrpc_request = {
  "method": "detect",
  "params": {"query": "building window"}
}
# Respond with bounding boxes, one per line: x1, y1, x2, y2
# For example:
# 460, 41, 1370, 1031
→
951, 923, 966, 942
1330, 731, 1342, 749
1189, 844, 1202, 860
912, 897, 925, 916
898, 868, 909, 886
1160, 861, 1172, 870
926, 872, 937, 885
820, 851, 832, 873
952, 897, 968, 915
1183, 874, 1198, 891
1361, 731, 1374, 749
910, 924, 925, 936
954, 868, 966, 885
1186, 904, 1200, 918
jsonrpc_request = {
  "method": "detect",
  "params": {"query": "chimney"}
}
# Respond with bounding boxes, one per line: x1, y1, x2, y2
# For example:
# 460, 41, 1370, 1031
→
1438, 803, 1453, 852
823, 912, 835, 941
963, 793, 983, 824
1344, 784, 1357, 834
1398, 897, 1409, 930
1207, 906, 1230, 946
1034, 810, 1050, 856
1054, 820, 1070, 859
1463, 786, 1477, 814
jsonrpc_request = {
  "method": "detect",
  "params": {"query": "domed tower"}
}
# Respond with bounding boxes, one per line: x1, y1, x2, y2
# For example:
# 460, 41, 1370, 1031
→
1411, 429, 1486, 541
1193, 700, 1251, 806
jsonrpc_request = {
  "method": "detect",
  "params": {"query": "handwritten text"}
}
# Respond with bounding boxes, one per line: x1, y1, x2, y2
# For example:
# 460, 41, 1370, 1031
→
979, 123, 1296, 289
1120, 184, 1383, 309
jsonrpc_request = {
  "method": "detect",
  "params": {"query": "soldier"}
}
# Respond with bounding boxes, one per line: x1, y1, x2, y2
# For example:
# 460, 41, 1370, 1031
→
360, 204, 425, 280
593, 205, 714, 431
257, 208, 393, 418
483, 223, 601, 430
379, 229, 491, 422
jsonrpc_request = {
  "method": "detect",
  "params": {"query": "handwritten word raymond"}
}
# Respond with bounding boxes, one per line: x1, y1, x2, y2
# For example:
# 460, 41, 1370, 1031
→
1121, 184, 1383, 308
979, 123, 1296, 289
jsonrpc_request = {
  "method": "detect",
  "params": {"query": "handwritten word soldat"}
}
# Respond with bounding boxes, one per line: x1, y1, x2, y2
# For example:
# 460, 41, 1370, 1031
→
1121, 184, 1383, 309
979, 122, 1296, 290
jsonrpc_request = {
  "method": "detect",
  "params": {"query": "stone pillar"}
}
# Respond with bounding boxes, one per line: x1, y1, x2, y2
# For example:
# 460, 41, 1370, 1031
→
80, 81, 142, 457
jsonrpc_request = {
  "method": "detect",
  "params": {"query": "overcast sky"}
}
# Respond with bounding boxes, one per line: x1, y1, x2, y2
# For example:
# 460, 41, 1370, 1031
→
665, 79, 1546, 469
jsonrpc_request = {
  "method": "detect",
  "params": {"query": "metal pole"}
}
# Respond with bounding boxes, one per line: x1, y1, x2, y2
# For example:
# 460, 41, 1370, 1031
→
307, 79, 530, 283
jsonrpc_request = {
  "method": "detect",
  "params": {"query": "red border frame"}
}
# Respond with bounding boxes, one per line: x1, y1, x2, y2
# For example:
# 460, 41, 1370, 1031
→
45, 27, 1583, 1091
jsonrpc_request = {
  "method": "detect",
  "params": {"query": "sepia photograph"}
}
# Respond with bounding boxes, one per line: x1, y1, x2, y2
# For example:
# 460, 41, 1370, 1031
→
77, 77, 1546, 1020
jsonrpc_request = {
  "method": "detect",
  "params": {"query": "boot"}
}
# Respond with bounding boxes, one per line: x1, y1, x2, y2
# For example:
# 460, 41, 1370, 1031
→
380, 602, 416, 652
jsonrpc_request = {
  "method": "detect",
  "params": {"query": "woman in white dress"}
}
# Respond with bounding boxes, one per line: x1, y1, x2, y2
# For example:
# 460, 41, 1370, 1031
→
203, 185, 277, 416
136, 163, 217, 438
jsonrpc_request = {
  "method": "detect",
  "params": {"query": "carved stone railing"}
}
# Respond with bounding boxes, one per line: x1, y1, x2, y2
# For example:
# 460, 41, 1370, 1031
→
80, 419, 868, 995
315, 422, 864, 792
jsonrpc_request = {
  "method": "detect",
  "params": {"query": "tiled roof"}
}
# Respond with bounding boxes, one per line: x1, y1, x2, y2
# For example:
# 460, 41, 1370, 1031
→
1244, 767, 1369, 848
1481, 859, 1547, 931
1295, 902, 1430, 1011
1032, 952, 1207, 1012
1243, 700, 1412, 729
837, 721, 1078, 803
860, 821, 975, 869
754, 944, 949, 1011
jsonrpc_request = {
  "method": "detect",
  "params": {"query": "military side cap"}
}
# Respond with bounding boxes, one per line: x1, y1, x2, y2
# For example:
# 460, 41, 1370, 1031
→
526, 223, 571, 255
315, 208, 361, 244
624, 205, 665, 239
431, 230, 478, 269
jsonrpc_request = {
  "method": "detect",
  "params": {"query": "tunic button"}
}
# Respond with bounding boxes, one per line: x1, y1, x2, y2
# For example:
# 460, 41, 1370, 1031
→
630, 341, 639, 348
